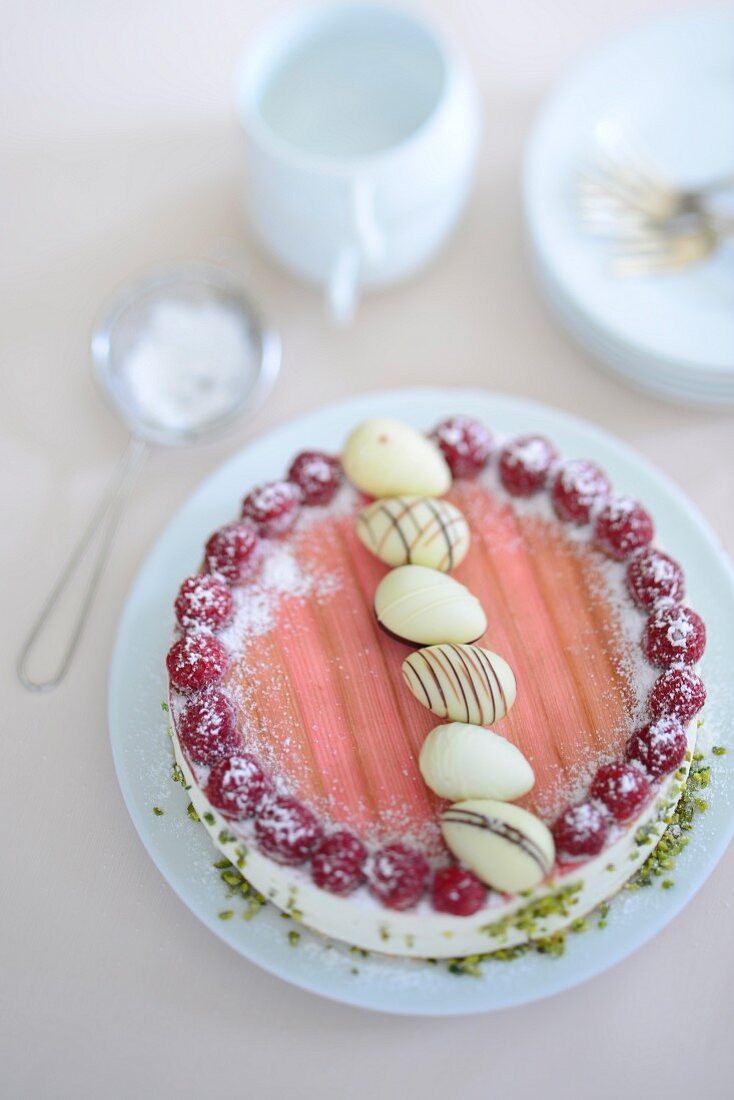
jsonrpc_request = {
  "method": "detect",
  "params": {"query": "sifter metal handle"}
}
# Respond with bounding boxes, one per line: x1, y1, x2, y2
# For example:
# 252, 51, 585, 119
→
17, 436, 148, 692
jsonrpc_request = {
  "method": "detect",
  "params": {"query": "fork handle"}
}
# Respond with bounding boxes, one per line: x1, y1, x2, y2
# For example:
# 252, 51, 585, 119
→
17, 436, 148, 692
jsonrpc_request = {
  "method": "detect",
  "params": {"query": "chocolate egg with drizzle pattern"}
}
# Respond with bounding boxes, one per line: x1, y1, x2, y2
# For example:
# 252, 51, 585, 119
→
441, 799, 555, 893
419, 724, 534, 802
402, 644, 516, 724
374, 565, 487, 646
357, 496, 470, 572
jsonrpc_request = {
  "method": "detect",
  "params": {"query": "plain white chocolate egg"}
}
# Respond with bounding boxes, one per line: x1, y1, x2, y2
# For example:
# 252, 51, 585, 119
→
419, 723, 534, 802
402, 644, 516, 724
441, 798, 555, 893
374, 565, 487, 646
357, 496, 470, 571
342, 418, 451, 498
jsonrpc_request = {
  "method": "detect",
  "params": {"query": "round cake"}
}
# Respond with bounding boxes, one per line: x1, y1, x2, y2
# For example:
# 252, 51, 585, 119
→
166, 415, 707, 958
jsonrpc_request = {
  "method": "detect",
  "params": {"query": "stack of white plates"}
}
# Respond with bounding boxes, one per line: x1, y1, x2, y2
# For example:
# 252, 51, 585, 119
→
524, 8, 734, 408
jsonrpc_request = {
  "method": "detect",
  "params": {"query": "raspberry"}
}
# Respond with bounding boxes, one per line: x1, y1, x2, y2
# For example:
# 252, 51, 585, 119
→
551, 459, 610, 524
206, 753, 272, 820
254, 795, 323, 865
174, 574, 234, 631
177, 687, 242, 766
429, 416, 493, 478
590, 761, 650, 823
205, 522, 260, 584
242, 481, 301, 537
311, 831, 367, 895
552, 802, 608, 860
649, 667, 706, 724
288, 451, 342, 506
627, 716, 687, 780
499, 434, 557, 496
367, 842, 429, 910
430, 865, 486, 916
594, 496, 654, 561
627, 548, 685, 609
167, 632, 229, 693
642, 604, 706, 668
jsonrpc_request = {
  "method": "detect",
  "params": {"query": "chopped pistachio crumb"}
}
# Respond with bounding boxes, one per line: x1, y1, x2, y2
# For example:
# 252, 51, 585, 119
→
186, 802, 200, 823
481, 882, 582, 942
221, 869, 244, 889
492, 945, 529, 962
662, 879, 674, 889
213, 858, 231, 870
288, 930, 300, 947
448, 956, 484, 976
350, 946, 369, 958
203, 812, 215, 826
712, 745, 727, 756
534, 933, 567, 958
170, 761, 191, 791
218, 829, 236, 845
160, 700, 169, 713
152, 806, 164, 817
630, 755, 710, 888
243, 893, 267, 920
350, 968, 359, 975
218, 910, 234, 921
379, 926, 390, 942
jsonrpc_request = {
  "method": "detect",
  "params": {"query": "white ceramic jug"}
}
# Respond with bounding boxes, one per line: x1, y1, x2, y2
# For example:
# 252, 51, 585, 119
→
236, 2, 480, 322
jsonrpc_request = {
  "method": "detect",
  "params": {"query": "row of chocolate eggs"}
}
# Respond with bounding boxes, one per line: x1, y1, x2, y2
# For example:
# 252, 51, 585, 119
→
342, 418, 555, 893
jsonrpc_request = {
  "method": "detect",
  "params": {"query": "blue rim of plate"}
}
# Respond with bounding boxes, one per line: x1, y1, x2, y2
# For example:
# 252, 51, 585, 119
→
108, 387, 734, 1015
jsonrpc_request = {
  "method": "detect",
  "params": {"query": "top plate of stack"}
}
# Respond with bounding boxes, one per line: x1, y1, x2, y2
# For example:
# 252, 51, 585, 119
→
524, 8, 734, 407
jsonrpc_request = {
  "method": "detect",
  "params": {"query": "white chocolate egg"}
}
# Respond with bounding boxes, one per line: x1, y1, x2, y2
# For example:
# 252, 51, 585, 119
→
402, 644, 516, 724
441, 799, 555, 893
342, 418, 451, 498
357, 497, 470, 572
419, 723, 534, 802
374, 565, 487, 646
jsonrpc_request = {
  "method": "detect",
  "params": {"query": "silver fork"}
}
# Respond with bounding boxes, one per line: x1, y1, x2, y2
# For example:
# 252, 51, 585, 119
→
578, 130, 734, 233
610, 212, 734, 277
577, 128, 734, 274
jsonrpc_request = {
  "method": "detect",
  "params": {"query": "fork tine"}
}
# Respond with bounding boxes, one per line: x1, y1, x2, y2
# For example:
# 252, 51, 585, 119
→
611, 227, 716, 276
579, 140, 681, 222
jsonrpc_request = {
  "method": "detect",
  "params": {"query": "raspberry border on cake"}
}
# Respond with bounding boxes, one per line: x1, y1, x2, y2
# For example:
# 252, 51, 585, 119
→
165, 417, 706, 959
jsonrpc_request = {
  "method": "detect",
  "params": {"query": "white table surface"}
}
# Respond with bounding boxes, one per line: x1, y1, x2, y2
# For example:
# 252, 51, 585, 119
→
3, 1, 732, 1096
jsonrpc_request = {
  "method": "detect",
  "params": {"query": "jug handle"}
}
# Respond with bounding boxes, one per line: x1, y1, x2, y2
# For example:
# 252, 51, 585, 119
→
327, 178, 385, 324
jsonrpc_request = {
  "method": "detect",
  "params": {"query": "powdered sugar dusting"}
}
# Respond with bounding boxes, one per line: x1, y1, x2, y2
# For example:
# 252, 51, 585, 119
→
504, 436, 554, 474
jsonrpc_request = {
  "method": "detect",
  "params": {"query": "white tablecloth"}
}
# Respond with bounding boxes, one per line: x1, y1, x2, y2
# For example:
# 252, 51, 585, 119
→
2, 1, 731, 1096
